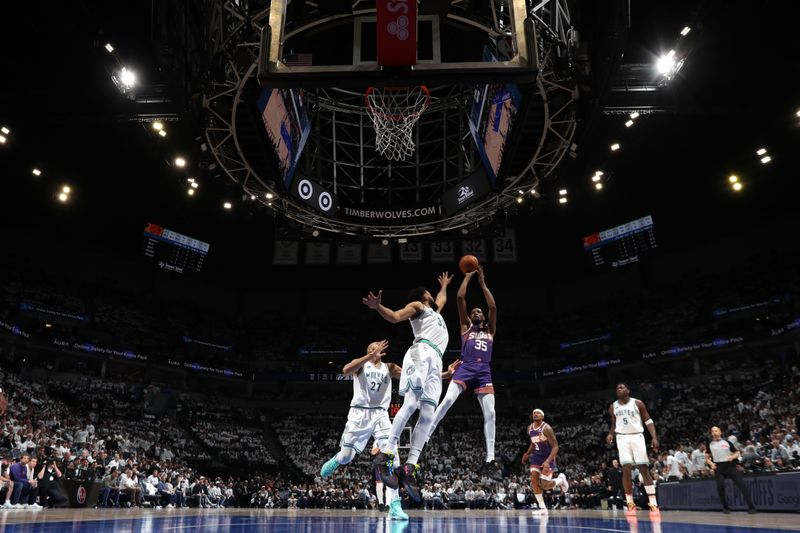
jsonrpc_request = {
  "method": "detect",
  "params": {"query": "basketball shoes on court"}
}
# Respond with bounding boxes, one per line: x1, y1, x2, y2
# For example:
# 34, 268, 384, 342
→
372, 452, 400, 489
399, 463, 422, 502
478, 460, 503, 481
388, 499, 408, 520
320, 456, 339, 479
626, 501, 638, 514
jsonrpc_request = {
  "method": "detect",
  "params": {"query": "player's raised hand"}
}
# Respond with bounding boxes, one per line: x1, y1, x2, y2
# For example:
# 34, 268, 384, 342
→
477, 265, 486, 285
438, 271, 453, 287
369, 339, 389, 358
362, 290, 382, 309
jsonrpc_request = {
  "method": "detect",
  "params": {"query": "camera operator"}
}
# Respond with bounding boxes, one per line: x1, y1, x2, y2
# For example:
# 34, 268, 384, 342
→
37, 457, 68, 508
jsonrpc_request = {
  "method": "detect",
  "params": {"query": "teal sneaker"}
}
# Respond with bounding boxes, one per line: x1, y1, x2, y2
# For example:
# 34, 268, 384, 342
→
320, 456, 340, 479
388, 498, 408, 520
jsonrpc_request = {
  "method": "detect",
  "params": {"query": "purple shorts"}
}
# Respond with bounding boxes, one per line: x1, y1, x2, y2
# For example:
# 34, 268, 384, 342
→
451, 361, 494, 394
529, 453, 558, 472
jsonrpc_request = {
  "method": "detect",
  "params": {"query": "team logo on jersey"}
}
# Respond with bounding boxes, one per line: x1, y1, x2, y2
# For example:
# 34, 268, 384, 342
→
406, 365, 415, 375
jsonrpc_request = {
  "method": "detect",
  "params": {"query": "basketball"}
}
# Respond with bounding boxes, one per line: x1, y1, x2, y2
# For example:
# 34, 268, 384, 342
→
459, 254, 480, 274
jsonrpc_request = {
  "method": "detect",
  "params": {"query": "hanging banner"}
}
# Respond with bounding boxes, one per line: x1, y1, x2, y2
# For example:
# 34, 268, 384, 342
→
366, 243, 392, 264
305, 242, 331, 264
273, 240, 299, 265
430, 241, 455, 264
492, 228, 518, 263
462, 239, 488, 263
376, 0, 417, 67
399, 242, 423, 262
337, 243, 363, 264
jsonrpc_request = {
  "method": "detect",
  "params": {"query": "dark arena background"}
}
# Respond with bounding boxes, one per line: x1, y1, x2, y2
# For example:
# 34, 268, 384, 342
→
1, 1, 799, 532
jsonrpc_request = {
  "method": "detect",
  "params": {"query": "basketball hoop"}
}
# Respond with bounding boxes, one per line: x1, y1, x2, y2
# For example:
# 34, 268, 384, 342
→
365, 85, 430, 161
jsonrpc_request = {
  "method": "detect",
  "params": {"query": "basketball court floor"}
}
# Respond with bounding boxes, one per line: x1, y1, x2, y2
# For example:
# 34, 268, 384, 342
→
0, 509, 798, 532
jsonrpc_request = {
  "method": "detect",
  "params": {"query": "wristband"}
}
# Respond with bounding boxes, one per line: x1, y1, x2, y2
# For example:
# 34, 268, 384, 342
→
644, 419, 654, 426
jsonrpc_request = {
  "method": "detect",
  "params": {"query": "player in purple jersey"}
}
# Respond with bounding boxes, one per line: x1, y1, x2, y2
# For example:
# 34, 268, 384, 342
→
423, 266, 501, 479
522, 408, 560, 515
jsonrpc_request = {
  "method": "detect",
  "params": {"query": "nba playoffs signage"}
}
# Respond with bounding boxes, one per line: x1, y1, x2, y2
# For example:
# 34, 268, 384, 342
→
376, 0, 417, 66
659, 472, 800, 511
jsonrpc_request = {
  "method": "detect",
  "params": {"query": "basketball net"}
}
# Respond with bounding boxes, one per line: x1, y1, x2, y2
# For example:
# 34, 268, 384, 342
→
365, 86, 430, 161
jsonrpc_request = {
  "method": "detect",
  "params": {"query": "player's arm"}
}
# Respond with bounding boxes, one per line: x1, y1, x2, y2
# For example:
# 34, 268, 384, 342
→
636, 399, 659, 450
542, 425, 559, 468
363, 290, 424, 323
434, 271, 454, 313
606, 404, 616, 444
441, 359, 462, 380
476, 266, 497, 336
342, 340, 388, 376
388, 363, 402, 380
457, 272, 475, 332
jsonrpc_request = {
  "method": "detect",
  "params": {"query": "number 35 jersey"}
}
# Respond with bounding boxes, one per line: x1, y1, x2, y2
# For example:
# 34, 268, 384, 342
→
461, 324, 494, 363
351, 361, 392, 409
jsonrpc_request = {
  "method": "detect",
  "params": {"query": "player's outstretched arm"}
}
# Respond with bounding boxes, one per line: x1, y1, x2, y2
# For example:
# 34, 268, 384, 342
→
543, 425, 560, 468
441, 359, 462, 380
363, 290, 424, 323
457, 272, 475, 332
477, 266, 497, 336
606, 404, 616, 444
342, 340, 388, 375
434, 271, 454, 313
388, 363, 403, 380
636, 399, 659, 450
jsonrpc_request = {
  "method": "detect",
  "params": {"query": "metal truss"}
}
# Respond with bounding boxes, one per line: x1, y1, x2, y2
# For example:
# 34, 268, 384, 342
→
202, 0, 578, 238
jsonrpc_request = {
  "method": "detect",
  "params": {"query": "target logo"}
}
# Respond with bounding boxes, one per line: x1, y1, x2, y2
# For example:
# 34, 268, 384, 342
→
318, 192, 333, 212
388, 15, 409, 41
298, 179, 314, 200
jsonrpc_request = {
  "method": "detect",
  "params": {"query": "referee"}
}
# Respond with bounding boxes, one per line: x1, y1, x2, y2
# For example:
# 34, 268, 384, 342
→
706, 426, 757, 514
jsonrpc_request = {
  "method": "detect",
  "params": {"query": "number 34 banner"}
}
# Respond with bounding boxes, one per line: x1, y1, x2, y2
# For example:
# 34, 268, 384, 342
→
492, 228, 517, 263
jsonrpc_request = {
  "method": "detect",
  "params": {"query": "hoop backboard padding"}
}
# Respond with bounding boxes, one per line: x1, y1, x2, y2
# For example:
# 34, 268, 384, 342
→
365, 85, 430, 161
376, 0, 417, 67
261, 0, 538, 88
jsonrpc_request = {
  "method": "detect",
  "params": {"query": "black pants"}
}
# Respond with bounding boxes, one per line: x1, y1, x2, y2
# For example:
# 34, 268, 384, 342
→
715, 463, 755, 511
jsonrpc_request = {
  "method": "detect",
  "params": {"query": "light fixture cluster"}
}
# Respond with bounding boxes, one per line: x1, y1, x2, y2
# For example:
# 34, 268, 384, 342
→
58, 184, 72, 203
0, 125, 10, 144
756, 147, 771, 165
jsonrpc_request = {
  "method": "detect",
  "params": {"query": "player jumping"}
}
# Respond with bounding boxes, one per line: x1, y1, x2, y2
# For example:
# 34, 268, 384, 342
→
606, 382, 660, 514
362, 272, 456, 519
522, 408, 560, 515
424, 266, 501, 480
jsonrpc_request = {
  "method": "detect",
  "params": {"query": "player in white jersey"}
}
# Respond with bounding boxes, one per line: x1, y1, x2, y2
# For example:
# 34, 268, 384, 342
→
606, 382, 660, 514
362, 272, 457, 518
320, 340, 399, 480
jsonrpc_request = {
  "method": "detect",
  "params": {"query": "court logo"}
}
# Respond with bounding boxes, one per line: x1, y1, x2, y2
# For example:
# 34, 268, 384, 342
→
76, 485, 87, 504
457, 186, 474, 205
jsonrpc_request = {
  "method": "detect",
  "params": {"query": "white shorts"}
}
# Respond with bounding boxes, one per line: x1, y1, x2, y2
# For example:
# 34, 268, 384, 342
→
340, 407, 392, 454
398, 342, 443, 407
616, 433, 648, 465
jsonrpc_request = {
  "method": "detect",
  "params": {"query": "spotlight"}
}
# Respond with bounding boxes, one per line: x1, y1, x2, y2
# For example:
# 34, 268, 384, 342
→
152, 121, 164, 131
592, 174, 602, 183
174, 157, 186, 168
0, 126, 9, 134
516, 197, 523, 204
45, 323, 52, 328
250, 194, 256, 200
595, 182, 603, 190
594, 170, 604, 176
187, 177, 195, 183
0, 134, 6, 144
629, 112, 639, 119
381, 239, 389, 246
267, 202, 273, 207
530, 188, 538, 196
756, 148, 767, 156
610, 143, 620, 151
190, 182, 198, 189
559, 197, 568, 204
158, 130, 167, 137
728, 175, 739, 184
732, 182, 743, 191
656, 50, 677, 75
58, 192, 69, 203
62, 185, 71, 194
796, 109, 800, 117
104, 43, 115, 53
32, 168, 42, 176
265, 192, 274, 199
518, 189, 524, 195
311, 230, 320, 237
760, 155, 772, 164
223, 201, 232, 209
187, 188, 195, 196
559, 189, 567, 196
119, 67, 136, 89
625, 120, 634, 128
680, 26, 691, 36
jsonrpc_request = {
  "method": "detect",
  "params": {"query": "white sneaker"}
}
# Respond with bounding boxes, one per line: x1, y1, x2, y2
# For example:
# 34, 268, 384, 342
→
1, 501, 12, 509
12, 504, 23, 509
30, 503, 43, 510
531, 508, 549, 516
167, 504, 174, 509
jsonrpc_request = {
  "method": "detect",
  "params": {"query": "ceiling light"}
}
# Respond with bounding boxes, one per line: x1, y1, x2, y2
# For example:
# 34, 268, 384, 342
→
559, 197, 568, 204
62, 185, 71, 194
760, 155, 772, 164
311, 230, 320, 237
266, 192, 274, 199
625, 120, 634, 128
267, 202, 272, 207
187, 188, 195, 196
680, 26, 691, 36
732, 182, 743, 191
190, 182, 198, 189
559, 189, 567, 196
381, 239, 389, 246
591, 175, 602, 183
796, 109, 800, 117
174, 157, 186, 168
119, 67, 136, 89
158, 130, 167, 137
32, 168, 42, 176
756, 148, 766, 156
516, 197, 523, 204
610, 143, 620, 151
104, 43, 115, 53
0, 127, 9, 135
518, 189, 524, 195
45, 323, 52, 328
187, 177, 195, 183
223, 202, 232, 210
629, 112, 639, 119
0, 135, 6, 144
530, 189, 537, 195
728, 175, 738, 184
595, 182, 603, 190
152, 121, 164, 131
58, 192, 69, 203
398, 238, 407, 244
250, 194, 256, 200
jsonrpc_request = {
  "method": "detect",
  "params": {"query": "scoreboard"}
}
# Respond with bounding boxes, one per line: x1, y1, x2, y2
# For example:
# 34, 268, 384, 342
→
143, 223, 210, 274
583, 215, 656, 268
